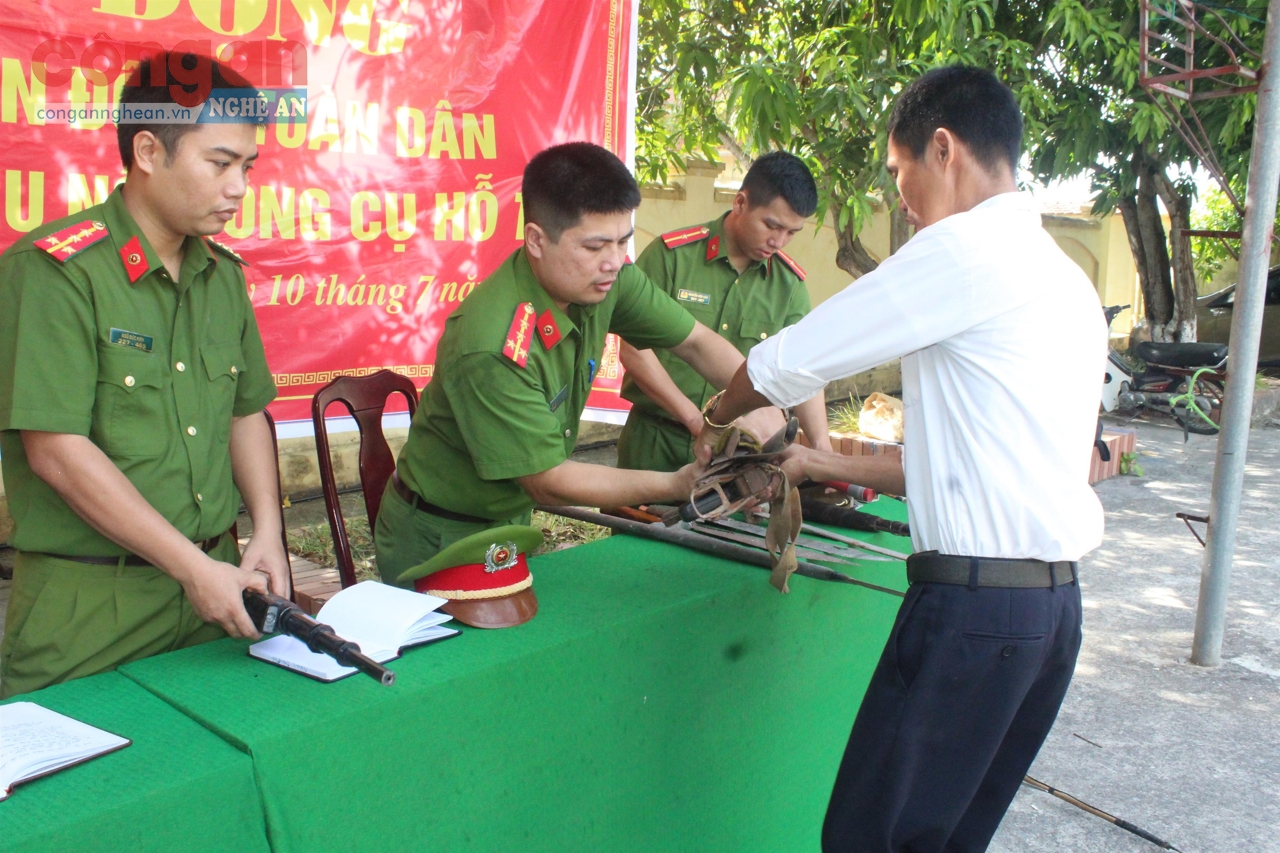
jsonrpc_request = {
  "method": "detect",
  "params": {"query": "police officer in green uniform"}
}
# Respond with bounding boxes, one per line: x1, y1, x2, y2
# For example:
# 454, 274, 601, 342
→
0, 53, 287, 698
617, 151, 833, 472
375, 143, 750, 581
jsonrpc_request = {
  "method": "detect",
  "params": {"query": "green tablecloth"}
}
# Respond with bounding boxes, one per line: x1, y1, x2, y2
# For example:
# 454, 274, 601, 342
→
0, 672, 269, 853
118, 499, 910, 853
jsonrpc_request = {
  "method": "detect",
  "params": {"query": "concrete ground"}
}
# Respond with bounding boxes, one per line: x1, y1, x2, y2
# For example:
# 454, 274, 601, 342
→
1, 420, 1276, 851
990, 416, 1280, 853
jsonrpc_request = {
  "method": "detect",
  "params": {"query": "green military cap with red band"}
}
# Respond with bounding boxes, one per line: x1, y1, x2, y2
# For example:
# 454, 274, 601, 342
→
390, 525, 544, 630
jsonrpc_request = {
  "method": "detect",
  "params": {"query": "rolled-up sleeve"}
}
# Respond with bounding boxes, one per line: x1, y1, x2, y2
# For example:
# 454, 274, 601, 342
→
747, 330, 828, 408
608, 265, 696, 348
233, 284, 278, 416
446, 352, 567, 481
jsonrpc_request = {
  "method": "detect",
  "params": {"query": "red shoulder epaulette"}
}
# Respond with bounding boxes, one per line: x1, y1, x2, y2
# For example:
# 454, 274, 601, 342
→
34, 219, 110, 262
206, 237, 247, 265
661, 225, 710, 249
773, 249, 806, 281
503, 303, 535, 368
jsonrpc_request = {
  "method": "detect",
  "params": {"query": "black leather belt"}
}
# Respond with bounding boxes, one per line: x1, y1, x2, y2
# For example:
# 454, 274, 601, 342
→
906, 551, 1078, 589
391, 472, 488, 524
44, 531, 227, 567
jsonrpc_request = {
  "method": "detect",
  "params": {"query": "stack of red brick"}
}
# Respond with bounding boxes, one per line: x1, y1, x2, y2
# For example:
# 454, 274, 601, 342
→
798, 432, 903, 460
1089, 428, 1136, 484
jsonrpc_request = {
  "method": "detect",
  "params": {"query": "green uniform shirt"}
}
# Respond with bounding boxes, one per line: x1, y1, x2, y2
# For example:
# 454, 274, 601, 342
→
622, 213, 811, 419
0, 187, 277, 555
396, 248, 696, 520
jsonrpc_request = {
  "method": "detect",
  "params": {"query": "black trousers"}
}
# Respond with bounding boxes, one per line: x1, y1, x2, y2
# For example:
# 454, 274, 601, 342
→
822, 578, 1082, 853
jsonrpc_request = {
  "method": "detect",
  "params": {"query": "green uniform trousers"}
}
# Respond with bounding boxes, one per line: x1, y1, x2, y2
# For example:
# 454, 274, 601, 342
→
616, 410, 696, 473
0, 534, 239, 699
373, 479, 532, 587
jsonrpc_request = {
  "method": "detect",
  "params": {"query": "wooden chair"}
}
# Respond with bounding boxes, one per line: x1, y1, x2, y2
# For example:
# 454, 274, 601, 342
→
311, 370, 419, 588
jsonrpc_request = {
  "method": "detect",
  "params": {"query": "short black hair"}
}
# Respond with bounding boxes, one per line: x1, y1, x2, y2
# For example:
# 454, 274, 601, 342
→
887, 65, 1023, 173
740, 151, 818, 218
522, 142, 641, 241
118, 51, 255, 170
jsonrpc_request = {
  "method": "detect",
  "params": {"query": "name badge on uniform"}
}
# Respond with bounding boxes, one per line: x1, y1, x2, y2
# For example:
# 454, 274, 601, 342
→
109, 327, 154, 353
677, 289, 711, 305
549, 384, 569, 412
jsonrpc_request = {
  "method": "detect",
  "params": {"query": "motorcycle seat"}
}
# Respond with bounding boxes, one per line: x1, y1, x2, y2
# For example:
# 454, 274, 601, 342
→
1134, 341, 1228, 368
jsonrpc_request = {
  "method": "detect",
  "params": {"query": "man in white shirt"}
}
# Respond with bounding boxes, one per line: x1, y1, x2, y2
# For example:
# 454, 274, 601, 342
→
697, 66, 1106, 852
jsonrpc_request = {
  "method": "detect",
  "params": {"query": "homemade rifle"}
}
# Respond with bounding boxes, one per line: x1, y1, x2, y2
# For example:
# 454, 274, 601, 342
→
242, 590, 396, 686
799, 497, 912, 538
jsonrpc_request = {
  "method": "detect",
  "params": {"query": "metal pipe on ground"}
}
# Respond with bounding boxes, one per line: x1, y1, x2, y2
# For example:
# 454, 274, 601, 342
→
1193, 0, 1280, 666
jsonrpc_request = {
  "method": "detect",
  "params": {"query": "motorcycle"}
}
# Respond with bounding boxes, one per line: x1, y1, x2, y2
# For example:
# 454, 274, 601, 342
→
1101, 305, 1227, 436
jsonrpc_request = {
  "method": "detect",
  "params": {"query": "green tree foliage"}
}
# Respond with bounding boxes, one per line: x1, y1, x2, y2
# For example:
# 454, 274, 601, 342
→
637, 0, 1039, 276
1190, 183, 1242, 288
1013, 0, 1266, 341
636, 0, 1267, 339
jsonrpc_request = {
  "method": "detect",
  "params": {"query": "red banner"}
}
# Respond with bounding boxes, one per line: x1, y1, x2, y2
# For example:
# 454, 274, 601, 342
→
0, 0, 635, 426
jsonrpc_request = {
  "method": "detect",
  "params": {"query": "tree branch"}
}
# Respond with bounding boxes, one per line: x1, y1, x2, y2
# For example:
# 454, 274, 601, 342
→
718, 133, 753, 169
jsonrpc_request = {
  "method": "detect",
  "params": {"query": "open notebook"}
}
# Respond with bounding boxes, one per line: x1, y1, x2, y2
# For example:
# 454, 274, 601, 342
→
249, 581, 459, 682
1, 702, 131, 801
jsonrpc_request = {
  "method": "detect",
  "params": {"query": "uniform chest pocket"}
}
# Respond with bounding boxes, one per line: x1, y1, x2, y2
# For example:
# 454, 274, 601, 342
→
680, 296, 716, 320
202, 342, 245, 440
93, 347, 170, 458
737, 316, 781, 347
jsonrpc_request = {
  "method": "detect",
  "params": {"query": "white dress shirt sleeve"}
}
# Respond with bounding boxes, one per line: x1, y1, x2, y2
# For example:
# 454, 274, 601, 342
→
746, 221, 1030, 408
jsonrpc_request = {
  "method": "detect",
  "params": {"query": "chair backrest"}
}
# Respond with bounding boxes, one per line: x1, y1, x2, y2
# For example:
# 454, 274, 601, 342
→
312, 370, 419, 588
261, 409, 295, 600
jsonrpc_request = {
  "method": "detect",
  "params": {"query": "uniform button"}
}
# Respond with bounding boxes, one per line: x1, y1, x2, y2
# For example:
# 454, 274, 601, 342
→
564, 429, 571, 437
196, 493, 203, 502
1002, 646, 1014, 658
187, 426, 197, 436
124, 375, 135, 387
175, 361, 186, 372
759, 332, 767, 340
230, 365, 238, 375
721, 323, 729, 330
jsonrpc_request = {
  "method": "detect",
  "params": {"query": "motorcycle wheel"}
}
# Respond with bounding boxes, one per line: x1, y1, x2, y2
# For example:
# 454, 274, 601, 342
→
1172, 376, 1225, 435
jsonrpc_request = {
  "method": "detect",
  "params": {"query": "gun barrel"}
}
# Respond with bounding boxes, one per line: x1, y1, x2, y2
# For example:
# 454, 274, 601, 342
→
277, 609, 397, 685
347, 651, 397, 686
243, 590, 395, 686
